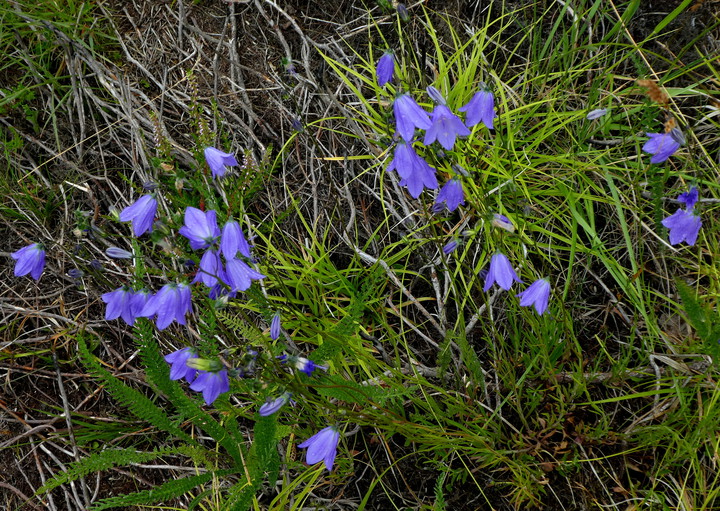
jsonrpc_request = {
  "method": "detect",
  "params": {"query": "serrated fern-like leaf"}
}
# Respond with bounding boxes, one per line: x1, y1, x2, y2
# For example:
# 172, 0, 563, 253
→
89, 469, 236, 510
78, 334, 196, 445
676, 279, 710, 339
36, 447, 179, 495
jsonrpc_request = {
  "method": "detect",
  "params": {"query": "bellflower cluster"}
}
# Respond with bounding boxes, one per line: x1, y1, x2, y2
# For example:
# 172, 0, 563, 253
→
204, 147, 238, 178
643, 132, 680, 163
662, 187, 702, 246
298, 426, 340, 471
11, 243, 46, 280
119, 195, 157, 236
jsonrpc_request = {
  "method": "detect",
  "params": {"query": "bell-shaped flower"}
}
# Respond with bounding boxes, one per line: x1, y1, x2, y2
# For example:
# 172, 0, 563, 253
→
677, 186, 698, 210
164, 347, 198, 382
662, 209, 701, 246
483, 253, 522, 292
259, 392, 292, 416
119, 195, 157, 236
204, 147, 238, 179
386, 139, 438, 198
376, 51, 394, 86
179, 207, 221, 250
298, 426, 340, 471
11, 243, 46, 280
433, 178, 465, 212
192, 249, 222, 287
105, 247, 133, 259
642, 132, 680, 164
492, 214, 515, 233
424, 105, 470, 150
224, 257, 266, 292
586, 108, 608, 120
393, 94, 432, 141
140, 283, 193, 330
270, 312, 281, 340
189, 369, 229, 405
516, 279, 551, 315
443, 239, 459, 255
279, 354, 328, 376
459, 90, 497, 129
102, 286, 148, 325
220, 220, 251, 259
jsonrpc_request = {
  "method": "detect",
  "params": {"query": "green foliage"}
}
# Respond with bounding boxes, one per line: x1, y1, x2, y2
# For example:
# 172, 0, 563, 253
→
676, 280, 720, 364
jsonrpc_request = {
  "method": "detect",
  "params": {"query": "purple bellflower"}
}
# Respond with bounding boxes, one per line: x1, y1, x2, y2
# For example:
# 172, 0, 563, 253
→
102, 286, 148, 326
298, 426, 340, 471
164, 347, 198, 382
270, 312, 281, 340
459, 90, 497, 129
386, 139, 438, 198
492, 214, 515, 233
433, 178, 465, 212
204, 147, 238, 179
259, 392, 292, 416
516, 279, 551, 315
179, 207, 221, 250
426, 86, 446, 105
224, 257, 266, 292
220, 220, 251, 259
140, 283, 193, 330
586, 108, 608, 120
424, 105, 470, 150
642, 132, 680, 164
443, 239, 459, 255
662, 186, 702, 246
376, 51, 394, 86
106, 247, 133, 259
11, 243, 46, 280
393, 94, 432, 141
189, 369, 229, 406
279, 354, 328, 376
483, 253, 522, 292
119, 195, 157, 237
193, 249, 223, 288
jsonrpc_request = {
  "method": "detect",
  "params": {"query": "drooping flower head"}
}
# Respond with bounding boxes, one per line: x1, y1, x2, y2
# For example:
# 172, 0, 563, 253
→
677, 186, 699, 211
662, 209, 701, 246
279, 354, 328, 377
642, 132, 680, 163
220, 220, 251, 259
164, 347, 198, 382
443, 239, 459, 255
459, 89, 497, 129
492, 214, 515, 233
259, 392, 292, 416
433, 178, 465, 212
11, 243, 46, 280
424, 105, 471, 150
192, 249, 223, 288
393, 94, 432, 141
376, 51, 394, 87
386, 139, 438, 198
189, 369, 230, 405
224, 257, 266, 292
102, 286, 148, 326
119, 195, 157, 236
516, 278, 551, 315
483, 253, 522, 292
204, 147, 238, 179
140, 283, 193, 330
298, 426, 340, 471
270, 312, 281, 340
179, 207, 221, 250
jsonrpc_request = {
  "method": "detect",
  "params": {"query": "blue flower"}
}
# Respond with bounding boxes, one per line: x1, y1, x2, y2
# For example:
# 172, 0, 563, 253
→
642, 132, 680, 163
270, 313, 281, 340
192, 249, 222, 287
386, 140, 438, 198
105, 247, 133, 259
662, 208, 701, 246
442, 239, 459, 255
516, 279, 551, 315
164, 347, 198, 382
220, 220, 251, 259
483, 253, 522, 292
279, 354, 328, 376
677, 186, 699, 210
298, 426, 340, 471
433, 178, 465, 212
424, 105, 470, 150
586, 108, 608, 120
179, 207, 221, 250
459, 90, 497, 129
259, 392, 292, 416
204, 147, 238, 179
492, 213, 515, 233
140, 283, 193, 330
224, 257, 266, 292
376, 51, 394, 86
119, 195, 157, 236
393, 94, 432, 141
102, 286, 148, 325
11, 243, 46, 280
189, 369, 229, 405
426, 86, 446, 105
